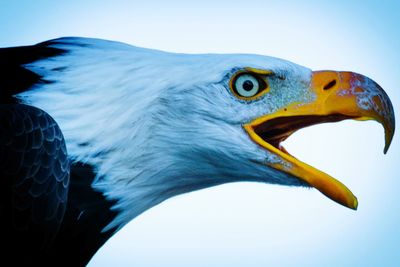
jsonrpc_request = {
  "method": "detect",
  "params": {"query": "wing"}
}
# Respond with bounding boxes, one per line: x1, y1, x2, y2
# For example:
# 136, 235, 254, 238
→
0, 104, 70, 258
0, 38, 119, 265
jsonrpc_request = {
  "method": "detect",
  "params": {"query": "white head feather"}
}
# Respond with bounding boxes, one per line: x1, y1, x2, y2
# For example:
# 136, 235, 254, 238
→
18, 38, 314, 231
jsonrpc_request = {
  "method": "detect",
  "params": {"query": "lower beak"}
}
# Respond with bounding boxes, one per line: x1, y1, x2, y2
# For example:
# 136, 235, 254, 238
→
244, 71, 395, 209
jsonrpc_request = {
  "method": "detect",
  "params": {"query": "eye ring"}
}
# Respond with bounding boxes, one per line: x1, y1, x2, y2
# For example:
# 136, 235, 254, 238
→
230, 71, 268, 100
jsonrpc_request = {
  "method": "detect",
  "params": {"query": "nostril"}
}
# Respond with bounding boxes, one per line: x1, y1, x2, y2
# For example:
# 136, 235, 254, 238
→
323, 80, 337, 90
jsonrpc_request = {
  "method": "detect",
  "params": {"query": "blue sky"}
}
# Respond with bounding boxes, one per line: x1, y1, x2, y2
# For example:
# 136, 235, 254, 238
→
1, 1, 399, 266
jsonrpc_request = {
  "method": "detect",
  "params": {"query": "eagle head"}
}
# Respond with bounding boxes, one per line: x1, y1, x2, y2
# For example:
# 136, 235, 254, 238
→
135, 53, 394, 210
22, 38, 395, 230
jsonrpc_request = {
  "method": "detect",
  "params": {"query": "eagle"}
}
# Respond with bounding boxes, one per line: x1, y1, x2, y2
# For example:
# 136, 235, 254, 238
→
0, 37, 395, 266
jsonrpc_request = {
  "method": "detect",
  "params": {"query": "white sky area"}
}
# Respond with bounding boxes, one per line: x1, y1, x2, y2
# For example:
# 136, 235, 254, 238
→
0, 1, 399, 266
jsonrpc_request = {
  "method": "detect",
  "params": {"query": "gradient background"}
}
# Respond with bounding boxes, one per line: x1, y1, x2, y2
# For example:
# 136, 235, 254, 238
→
0, 1, 399, 266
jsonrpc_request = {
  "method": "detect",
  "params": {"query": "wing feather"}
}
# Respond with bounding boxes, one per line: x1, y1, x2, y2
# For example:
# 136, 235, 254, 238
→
0, 104, 70, 255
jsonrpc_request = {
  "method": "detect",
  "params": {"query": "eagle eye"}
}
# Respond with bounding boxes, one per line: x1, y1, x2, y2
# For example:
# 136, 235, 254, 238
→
230, 72, 268, 100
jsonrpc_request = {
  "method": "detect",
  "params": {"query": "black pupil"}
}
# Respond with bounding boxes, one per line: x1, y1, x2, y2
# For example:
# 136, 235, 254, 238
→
242, 80, 254, 91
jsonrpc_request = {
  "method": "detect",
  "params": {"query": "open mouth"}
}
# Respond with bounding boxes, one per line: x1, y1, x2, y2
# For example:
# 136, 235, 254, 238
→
253, 114, 353, 155
244, 114, 360, 210
243, 71, 395, 210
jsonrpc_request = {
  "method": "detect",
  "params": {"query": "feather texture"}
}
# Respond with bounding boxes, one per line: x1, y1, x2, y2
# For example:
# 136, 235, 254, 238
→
16, 37, 313, 230
0, 104, 69, 263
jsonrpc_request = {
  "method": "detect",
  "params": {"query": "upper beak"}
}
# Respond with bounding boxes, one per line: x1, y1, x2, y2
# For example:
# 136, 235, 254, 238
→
244, 71, 395, 210
311, 71, 395, 153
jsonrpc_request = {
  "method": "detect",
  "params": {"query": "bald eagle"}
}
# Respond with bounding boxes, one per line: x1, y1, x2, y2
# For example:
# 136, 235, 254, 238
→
0, 38, 395, 266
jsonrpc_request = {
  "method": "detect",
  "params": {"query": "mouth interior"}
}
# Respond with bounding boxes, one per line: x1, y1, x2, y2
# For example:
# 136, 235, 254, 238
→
253, 114, 353, 154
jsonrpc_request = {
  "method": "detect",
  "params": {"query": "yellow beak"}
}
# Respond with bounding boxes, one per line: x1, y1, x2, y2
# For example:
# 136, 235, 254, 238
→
244, 71, 395, 210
